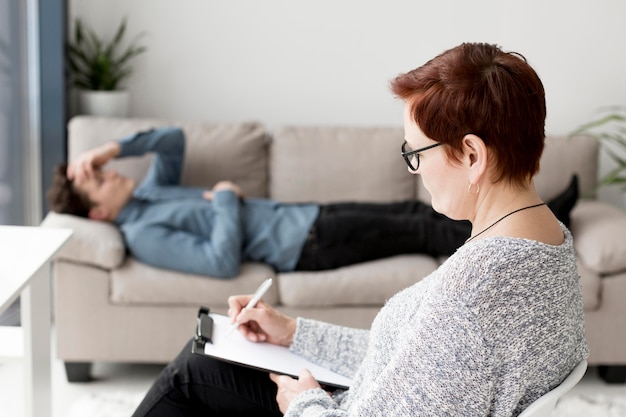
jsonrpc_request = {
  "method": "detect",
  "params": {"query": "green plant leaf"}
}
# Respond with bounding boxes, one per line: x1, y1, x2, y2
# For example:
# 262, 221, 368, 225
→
570, 106, 626, 192
67, 16, 146, 91
107, 18, 127, 57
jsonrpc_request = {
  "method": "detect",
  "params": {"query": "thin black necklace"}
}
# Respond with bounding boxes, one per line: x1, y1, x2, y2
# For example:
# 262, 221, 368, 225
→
466, 202, 546, 243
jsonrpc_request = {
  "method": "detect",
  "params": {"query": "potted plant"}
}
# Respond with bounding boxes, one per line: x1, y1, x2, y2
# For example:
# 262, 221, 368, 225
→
68, 17, 146, 117
571, 106, 626, 204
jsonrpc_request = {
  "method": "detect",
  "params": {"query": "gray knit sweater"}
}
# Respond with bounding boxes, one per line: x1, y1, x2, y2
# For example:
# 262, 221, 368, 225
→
288, 226, 588, 417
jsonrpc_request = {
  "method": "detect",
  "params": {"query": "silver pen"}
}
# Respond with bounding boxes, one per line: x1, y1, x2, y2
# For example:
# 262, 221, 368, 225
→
226, 278, 273, 336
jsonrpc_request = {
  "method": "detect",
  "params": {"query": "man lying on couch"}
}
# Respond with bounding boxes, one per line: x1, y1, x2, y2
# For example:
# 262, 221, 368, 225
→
47, 127, 578, 279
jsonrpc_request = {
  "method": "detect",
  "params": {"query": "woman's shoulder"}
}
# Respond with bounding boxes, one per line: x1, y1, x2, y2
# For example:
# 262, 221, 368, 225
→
437, 225, 576, 301
455, 224, 573, 263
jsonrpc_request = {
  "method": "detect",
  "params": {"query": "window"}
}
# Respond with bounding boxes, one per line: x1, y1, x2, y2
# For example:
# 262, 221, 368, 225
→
0, 0, 36, 225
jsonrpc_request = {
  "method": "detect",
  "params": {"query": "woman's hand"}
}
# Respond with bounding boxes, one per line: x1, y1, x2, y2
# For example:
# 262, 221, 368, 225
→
270, 369, 322, 414
227, 295, 296, 346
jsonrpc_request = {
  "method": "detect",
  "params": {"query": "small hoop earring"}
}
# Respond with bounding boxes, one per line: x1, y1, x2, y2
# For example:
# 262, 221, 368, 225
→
468, 182, 480, 195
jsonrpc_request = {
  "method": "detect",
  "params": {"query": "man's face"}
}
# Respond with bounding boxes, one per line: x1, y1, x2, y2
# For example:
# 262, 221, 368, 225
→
72, 169, 133, 218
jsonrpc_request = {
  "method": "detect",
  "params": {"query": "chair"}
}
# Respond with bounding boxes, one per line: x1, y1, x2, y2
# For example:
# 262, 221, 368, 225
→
518, 360, 588, 417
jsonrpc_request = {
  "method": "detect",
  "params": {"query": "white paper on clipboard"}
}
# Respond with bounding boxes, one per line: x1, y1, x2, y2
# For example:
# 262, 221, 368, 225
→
198, 313, 352, 389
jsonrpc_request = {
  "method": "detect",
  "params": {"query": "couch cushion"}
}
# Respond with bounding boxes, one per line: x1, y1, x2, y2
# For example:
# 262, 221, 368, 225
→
180, 122, 268, 198
571, 200, 626, 274
68, 116, 269, 198
111, 258, 277, 306
278, 255, 439, 307
40, 211, 125, 269
270, 126, 416, 203
578, 259, 601, 311
536, 135, 598, 201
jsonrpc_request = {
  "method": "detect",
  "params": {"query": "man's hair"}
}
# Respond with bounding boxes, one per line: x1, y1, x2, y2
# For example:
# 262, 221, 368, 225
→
390, 42, 546, 186
47, 163, 93, 217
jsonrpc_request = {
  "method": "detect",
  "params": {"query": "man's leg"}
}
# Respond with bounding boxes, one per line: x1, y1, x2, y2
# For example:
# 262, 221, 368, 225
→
295, 201, 471, 271
294, 176, 578, 272
131, 339, 281, 417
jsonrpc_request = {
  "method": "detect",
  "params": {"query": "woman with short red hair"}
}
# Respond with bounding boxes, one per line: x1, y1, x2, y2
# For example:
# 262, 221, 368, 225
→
132, 43, 588, 417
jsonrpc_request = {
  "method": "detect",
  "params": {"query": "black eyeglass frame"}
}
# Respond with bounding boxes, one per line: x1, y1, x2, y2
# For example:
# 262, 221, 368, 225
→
401, 141, 443, 171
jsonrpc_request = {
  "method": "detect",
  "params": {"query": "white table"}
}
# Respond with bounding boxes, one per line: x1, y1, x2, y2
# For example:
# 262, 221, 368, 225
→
0, 225, 72, 417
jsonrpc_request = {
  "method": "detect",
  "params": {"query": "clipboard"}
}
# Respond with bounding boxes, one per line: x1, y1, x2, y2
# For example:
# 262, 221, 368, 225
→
191, 308, 353, 390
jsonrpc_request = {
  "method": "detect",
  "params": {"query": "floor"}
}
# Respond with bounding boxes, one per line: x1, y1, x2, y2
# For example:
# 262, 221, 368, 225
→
0, 352, 164, 417
0, 300, 163, 417
1, 322, 626, 416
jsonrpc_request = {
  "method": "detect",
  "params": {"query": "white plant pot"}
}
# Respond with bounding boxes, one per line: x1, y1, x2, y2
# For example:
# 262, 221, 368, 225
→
78, 90, 130, 117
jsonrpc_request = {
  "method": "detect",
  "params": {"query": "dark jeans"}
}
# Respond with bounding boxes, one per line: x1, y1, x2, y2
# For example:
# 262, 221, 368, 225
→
295, 200, 471, 271
131, 339, 281, 417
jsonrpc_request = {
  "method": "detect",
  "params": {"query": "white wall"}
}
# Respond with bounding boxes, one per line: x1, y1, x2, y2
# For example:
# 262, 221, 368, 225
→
69, 0, 626, 206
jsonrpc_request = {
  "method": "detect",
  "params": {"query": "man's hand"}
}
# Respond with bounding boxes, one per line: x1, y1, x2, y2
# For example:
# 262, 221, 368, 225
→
203, 181, 243, 200
270, 369, 322, 414
68, 141, 121, 185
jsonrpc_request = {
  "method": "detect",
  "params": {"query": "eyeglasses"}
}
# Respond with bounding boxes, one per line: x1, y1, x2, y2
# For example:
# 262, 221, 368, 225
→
401, 141, 443, 171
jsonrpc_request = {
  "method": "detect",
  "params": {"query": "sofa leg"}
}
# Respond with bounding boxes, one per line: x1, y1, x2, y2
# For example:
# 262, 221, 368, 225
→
64, 362, 93, 382
598, 366, 626, 384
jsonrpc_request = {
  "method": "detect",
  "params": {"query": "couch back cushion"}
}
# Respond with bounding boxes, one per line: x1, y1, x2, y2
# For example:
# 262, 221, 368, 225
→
68, 116, 269, 198
535, 134, 598, 200
270, 126, 418, 203
269, 128, 599, 205
69, 119, 597, 205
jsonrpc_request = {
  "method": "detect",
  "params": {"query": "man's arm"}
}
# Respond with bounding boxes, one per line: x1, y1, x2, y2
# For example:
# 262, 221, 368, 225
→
123, 190, 244, 278
118, 127, 186, 187
68, 127, 186, 188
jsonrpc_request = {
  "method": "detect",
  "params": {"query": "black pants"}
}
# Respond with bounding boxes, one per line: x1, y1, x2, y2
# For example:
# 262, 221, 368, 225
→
295, 200, 471, 271
131, 339, 281, 417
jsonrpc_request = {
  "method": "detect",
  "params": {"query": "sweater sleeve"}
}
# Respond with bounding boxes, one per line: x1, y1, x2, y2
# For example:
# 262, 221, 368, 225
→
285, 300, 493, 417
289, 318, 369, 379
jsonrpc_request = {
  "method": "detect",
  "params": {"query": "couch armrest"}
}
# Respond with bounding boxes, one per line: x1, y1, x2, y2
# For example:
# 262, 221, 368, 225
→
571, 200, 626, 275
40, 212, 126, 269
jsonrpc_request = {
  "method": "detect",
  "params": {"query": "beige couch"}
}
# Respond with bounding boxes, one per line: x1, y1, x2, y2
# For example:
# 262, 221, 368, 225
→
42, 116, 626, 382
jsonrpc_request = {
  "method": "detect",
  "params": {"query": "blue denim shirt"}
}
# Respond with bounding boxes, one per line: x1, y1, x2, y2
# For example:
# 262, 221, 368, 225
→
114, 127, 319, 278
